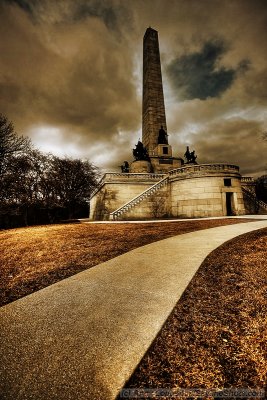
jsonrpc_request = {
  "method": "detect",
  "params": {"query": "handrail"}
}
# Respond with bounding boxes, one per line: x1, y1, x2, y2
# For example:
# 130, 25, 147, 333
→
242, 187, 267, 210
110, 176, 169, 220
169, 163, 239, 177
241, 176, 255, 183
90, 172, 166, 199
103, 172, 165, 178
91, 164, 241, 199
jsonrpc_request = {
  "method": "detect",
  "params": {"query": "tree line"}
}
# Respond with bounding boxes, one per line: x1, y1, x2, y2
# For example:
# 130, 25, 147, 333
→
0, 114, 99, 229
1, 114, 267, 229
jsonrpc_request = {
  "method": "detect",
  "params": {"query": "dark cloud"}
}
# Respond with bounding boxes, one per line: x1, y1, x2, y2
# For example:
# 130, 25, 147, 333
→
74, 2, 119, 29
0, 0, 266, 175
1, 0, 131, 31
193, 118, 266, 175
167, 40, 249, 100
0, 2, 139, 147
1, 0, 35, 14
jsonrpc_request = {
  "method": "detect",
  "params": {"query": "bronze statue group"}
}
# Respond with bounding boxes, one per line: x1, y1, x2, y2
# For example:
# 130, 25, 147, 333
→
120, 126, 197, 172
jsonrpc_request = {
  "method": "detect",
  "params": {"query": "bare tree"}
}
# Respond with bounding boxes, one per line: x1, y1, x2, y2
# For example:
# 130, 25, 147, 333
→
47, 157, 99, 218
0, 115, 99, 227
0, 114, 31, 174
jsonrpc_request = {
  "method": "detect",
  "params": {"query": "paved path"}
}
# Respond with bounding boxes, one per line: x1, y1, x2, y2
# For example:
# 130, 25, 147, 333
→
1, 220, 267, 400
79, 214, 267, 223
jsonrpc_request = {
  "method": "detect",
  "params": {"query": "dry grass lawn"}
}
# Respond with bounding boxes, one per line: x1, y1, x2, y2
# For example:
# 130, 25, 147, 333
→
1, 218, 266, 395
0, 218, 255, 306
124, 227, 267, 395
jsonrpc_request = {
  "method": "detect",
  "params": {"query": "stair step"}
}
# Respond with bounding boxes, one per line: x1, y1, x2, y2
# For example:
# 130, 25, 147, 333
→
110, 176, 168, 220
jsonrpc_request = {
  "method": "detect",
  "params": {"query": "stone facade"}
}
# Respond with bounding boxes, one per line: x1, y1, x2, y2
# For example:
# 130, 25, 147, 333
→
169, 164, 245, 218
90, 173, 165, 220
89, 164, 246, 220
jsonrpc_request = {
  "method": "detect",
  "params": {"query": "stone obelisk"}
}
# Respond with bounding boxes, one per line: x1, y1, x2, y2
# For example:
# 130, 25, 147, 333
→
142, 27, 167, 155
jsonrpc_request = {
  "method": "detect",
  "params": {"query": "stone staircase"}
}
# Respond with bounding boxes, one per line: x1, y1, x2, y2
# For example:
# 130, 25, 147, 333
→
242, 186, 267, 212
109, 176, 169, 220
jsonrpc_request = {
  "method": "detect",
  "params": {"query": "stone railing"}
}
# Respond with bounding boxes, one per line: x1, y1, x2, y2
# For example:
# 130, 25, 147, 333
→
91, 164, 241, 199
109, 176, 169, 220
169, 163, 239, 179
241, 176, 255, 183
103, 172, 166, 182
90, 172, 166, 199
242, 187, 267, 211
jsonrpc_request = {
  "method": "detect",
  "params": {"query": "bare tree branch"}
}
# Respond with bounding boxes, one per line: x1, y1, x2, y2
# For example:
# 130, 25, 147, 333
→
0, 114, 31, 173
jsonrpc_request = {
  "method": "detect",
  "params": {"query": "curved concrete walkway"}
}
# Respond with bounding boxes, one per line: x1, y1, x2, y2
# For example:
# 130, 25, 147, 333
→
1, 220, 267, 400
79, 214, 267, 224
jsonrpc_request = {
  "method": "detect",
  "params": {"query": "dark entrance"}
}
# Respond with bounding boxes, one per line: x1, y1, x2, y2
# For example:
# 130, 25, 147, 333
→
226, 192, 233, 216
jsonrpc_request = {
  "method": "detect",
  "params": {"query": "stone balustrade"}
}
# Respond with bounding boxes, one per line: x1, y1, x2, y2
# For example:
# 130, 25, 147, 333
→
241, 176, 255, 183
110, 176, 169, 220
103, 172, 166, 181
242, 186, 267, 210
91, 164, 241, 199
169, 163, 239, 178
90, 172, 166, 198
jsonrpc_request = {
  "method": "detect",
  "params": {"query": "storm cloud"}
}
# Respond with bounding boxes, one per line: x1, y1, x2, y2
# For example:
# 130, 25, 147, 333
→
0, 0, 266, 175
0, 1, 139, 156
167, 40, 249, 100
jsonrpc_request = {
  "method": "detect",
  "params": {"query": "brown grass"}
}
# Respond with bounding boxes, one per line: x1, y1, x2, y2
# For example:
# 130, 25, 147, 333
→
124, 228, 267, 396
0, 218, 255, 306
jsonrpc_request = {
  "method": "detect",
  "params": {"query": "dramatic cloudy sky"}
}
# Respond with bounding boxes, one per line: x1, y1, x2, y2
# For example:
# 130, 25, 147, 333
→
0, 0, 266, 175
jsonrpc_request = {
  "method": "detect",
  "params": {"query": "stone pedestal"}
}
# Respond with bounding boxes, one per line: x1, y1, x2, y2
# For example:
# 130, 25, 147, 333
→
153, 144, 173, 157
150, 156, 183, 173
130, 160, 152, 173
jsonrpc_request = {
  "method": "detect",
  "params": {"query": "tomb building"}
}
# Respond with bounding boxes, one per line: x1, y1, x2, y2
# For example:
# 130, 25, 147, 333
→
90, 28, 246, 220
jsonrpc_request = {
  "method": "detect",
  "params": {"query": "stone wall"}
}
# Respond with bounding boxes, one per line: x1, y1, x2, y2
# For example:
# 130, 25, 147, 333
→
120, 184, 170, 220
89, 173, 165, 220
169, 166, 245, 218
90, 165, 246, 220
